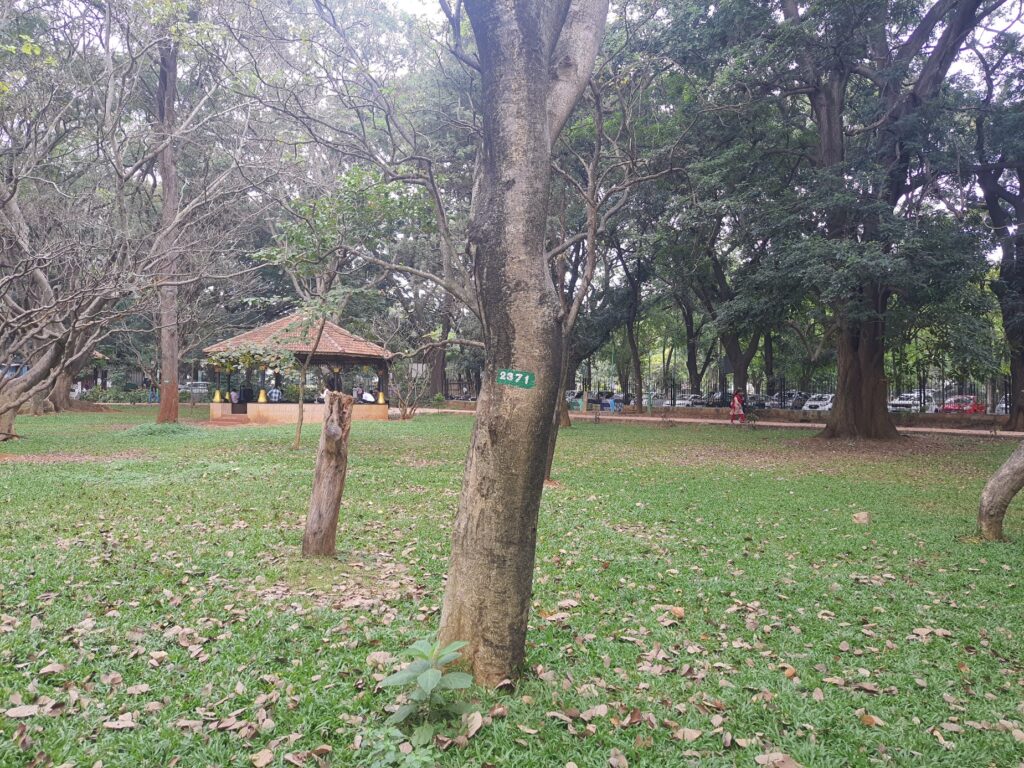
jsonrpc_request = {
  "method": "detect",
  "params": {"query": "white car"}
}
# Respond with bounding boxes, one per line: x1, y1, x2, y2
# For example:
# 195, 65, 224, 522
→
802, 393, 834, 412
888, 392, 939, 413
672, 394, 704, 407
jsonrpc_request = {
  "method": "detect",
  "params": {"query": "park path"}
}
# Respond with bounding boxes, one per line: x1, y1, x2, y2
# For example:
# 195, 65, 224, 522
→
421, 408, 1024, 440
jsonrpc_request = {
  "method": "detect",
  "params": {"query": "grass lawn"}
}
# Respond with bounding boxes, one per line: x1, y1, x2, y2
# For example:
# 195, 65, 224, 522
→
1, 406, 1023, 767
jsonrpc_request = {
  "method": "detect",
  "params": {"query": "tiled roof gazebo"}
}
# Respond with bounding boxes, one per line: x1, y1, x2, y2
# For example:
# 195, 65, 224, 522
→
203, 313, 390, 424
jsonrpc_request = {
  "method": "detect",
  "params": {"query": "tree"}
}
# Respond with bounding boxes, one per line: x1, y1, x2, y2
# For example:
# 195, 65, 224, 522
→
972, 36, 1024, 428
436, 0, 609, 686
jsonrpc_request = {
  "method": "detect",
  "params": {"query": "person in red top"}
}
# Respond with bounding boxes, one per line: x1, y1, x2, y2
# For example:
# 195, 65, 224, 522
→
730, 389, 746, 425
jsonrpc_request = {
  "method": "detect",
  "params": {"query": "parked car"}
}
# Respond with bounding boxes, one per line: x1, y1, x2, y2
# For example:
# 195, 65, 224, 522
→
995, 395, 1010, 415
940, 395, 986, 414
178, 381, 209, 394
672, 394, 706, 407
802, 393, 835, 412
887, 391, 939, 413
704, 391, 730, 408
766, 390, 810, 409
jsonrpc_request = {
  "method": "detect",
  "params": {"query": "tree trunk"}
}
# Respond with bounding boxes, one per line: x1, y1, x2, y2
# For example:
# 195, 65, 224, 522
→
721, 331, 760, 396
428, 314, 451, 398
821, 318, 898, 439
764, 331, 775, 395
47, 371, 75, 412
626, 318, 643, 413
302, 392, 354, 557
1007, 350, 1024, 432
616, 362, 629, 396
155, 40, 180, 424
0, 407, 16, 441
438, 0, 607, 687
292, 380, 307, 451
978, 439, 1024, 541
543, 361, 573, 481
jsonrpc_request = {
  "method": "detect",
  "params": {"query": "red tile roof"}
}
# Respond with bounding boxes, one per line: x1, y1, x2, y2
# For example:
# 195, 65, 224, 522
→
203, 313, 388, 360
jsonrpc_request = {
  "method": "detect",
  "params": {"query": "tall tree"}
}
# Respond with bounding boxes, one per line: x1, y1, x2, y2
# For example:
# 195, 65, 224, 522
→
972, 37, 1024, 429
437, 0, 609, 686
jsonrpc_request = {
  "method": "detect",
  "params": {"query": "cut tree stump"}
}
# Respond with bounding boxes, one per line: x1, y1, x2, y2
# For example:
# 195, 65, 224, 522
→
302, 392, 354, 557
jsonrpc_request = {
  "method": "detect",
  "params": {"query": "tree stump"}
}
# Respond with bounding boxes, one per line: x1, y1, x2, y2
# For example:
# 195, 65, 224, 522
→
302, 392, 354, 557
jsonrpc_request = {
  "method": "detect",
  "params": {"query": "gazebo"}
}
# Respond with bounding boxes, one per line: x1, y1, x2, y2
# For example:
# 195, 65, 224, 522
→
203, 313, 390, 424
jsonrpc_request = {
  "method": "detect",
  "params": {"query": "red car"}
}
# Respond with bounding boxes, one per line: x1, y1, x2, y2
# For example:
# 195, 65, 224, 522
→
940, 395, 986, 414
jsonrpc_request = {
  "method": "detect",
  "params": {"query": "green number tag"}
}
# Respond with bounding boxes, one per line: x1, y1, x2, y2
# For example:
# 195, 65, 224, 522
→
497, 369, 536, 389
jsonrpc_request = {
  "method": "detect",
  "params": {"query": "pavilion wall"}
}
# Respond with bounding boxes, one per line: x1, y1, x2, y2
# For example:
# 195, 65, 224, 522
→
210, 402, 388, 424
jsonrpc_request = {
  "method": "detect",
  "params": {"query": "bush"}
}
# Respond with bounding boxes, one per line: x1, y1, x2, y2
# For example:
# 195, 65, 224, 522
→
80, 386, 147, 404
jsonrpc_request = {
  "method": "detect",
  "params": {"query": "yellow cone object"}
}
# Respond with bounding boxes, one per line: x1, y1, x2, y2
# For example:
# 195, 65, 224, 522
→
377, 390, 385, 404
212, 389, 222, 403
257, 389, 268, 403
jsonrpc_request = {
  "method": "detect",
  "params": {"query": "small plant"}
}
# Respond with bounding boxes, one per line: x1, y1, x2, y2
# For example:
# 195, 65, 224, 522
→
357, 726, 438, 768
379, 636, 473, 747
431, 392, 445, 406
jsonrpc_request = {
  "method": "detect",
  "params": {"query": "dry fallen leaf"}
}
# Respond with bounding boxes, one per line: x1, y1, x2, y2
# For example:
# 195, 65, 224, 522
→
608, 747, 629, 767
755, 753, 803, 768
39, 663, 65, 677
102, 714, 137, 730
852, 512, 871, 525
674, 727, 702, 742
365, 652, 395, 669
250, 749, 274, 768
859, 713, 886, 727
464, 711, 484, 739
5, 705, 39, 719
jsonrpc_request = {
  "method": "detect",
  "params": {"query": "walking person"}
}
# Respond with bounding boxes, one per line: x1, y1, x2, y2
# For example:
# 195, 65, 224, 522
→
730, 389, 746, 425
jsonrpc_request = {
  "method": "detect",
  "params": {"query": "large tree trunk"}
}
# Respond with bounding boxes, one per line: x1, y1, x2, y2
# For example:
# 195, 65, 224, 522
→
46, 371, 75, 412
978, 439, 1024, 541
721, 331, 760, 395
155, 40, 181, 424
764, 331, 775, 395
626, 318, 643, 413
821, 317, 897, 439
302, 392, 354, 557
1007, 350, 1024, 432
0, 408, 16, 442
438, 0, 607, 687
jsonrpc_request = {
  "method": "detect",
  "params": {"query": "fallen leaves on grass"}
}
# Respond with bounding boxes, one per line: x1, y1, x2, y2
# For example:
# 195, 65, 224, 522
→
755, 753, 803, 768
5, 705, 39, 719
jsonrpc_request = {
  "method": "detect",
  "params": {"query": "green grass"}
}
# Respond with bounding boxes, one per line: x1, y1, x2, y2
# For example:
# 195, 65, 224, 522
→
1, 407, 1023, 767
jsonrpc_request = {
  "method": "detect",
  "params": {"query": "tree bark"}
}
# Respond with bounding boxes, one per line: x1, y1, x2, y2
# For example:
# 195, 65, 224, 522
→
821, 316, 898, 439
46, 371, 75, 412
302, 392, 354, 557
543, 361, 573, 481
626, 317, 643, 413
155, 39, 181, 424
428, 313, 451, 398
978, 439, 1024, 541
439, 0, 608, 687
1007, 351, 1024, 432
721, 331, 760, 395
0, 408, 16, 442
